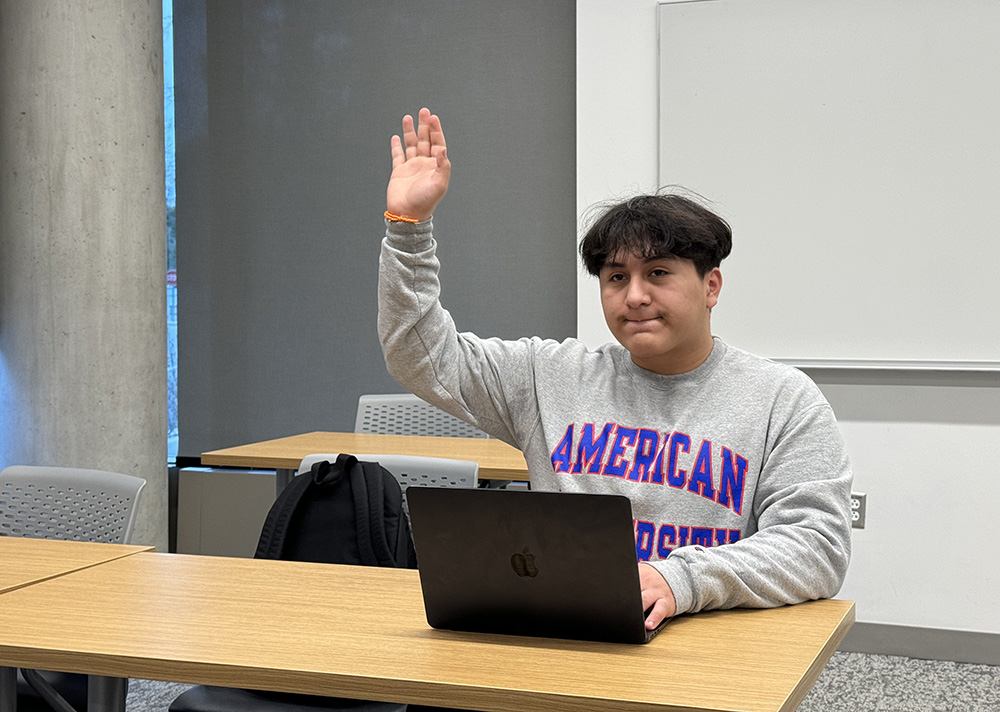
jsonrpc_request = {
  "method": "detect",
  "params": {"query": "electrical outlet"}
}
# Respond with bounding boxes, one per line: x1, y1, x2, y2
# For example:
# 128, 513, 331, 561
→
850, 493, 867, 529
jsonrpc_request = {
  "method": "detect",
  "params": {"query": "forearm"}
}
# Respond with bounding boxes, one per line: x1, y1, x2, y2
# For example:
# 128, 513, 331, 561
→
655, 501, 852, 615
655, 405, 854, 615
377, 220, 523, 442
377, 219, 444, 387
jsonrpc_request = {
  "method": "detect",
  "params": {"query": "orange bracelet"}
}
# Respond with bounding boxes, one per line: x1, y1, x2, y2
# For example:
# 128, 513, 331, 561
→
384, 210, 422, 224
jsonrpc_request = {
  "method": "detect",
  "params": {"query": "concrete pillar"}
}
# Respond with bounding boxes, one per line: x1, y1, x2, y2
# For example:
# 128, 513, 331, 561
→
0, 0, 168, 549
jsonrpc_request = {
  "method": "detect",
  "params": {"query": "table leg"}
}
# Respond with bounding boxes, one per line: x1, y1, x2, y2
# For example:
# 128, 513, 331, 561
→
87, 676, 126, 712
276, 468, 294, 495
1, 666, 16, 712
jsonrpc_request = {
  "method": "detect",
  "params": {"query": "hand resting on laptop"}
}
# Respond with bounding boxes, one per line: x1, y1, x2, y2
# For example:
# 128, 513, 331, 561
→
640, 563, 677, 629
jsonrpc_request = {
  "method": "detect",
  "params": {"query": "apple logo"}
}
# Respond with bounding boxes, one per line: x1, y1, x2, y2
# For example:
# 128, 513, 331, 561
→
510, 547, 539, 578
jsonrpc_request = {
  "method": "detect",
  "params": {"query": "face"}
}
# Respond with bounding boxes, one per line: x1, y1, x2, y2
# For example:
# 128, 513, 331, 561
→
599, 252, 722, 375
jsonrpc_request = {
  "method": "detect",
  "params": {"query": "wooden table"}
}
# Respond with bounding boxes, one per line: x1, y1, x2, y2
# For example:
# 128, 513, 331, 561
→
202, 431, 530, 493
0, 537, 154, 712
0, 536, 153, 595
0, 551, 854, 712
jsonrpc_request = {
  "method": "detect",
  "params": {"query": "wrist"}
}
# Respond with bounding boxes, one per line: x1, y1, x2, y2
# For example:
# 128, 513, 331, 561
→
384, 210, 426, 224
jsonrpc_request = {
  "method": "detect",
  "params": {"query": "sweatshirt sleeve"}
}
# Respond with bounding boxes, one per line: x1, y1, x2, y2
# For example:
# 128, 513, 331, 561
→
652, 395, 853, 615
377, 219, 540, 447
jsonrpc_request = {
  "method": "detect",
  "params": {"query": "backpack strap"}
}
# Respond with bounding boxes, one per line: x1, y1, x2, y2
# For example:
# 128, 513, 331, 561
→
391, 486, 417, 568
350, 459, 398, 567
376, 469, 414, 568
254, 461, 321, 560
365, 461, 401, 567
338, 455, 376, 566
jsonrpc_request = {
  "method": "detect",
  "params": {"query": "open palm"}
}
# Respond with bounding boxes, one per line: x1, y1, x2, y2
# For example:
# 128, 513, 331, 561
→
386, 108, 451, 222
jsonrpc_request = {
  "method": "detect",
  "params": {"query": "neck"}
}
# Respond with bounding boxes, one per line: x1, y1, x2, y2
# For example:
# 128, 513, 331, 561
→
631, 334, 716, 376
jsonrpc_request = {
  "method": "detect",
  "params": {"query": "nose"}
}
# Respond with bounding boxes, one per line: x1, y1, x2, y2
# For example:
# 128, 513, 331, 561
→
624, 277, 651, 308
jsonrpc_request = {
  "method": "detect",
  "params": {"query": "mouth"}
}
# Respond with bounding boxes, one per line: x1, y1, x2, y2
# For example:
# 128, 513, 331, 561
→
622, 316, 663, 329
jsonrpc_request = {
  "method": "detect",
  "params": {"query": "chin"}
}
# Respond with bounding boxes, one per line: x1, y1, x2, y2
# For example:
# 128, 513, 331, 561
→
617, 332, 671, 352
624, 346, 675, 367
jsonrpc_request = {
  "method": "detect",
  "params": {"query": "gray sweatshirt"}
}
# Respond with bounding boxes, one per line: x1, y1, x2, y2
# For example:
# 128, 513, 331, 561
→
378, 219, 853, 615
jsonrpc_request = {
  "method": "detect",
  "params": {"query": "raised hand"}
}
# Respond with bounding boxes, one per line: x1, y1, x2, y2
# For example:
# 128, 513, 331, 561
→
386, 108, 451, 222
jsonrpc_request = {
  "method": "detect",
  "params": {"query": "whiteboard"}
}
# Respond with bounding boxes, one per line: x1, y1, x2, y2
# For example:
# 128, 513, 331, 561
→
658, 0, 1000, 365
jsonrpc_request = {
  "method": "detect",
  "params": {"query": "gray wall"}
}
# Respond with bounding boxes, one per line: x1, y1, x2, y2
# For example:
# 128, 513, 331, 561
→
175, 0, 577, 458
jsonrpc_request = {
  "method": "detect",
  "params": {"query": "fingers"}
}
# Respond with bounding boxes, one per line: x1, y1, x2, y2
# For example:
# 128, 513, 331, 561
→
390, 134, 405, 168
644, 599, 672, 630
398, 108, 447, 163
427, 113, 448, 168
640, 585, 671, 630
638, 562, 676, 628
402, 114, 417, 160
434, 145, 449, 170
640, 586, 659, 616
427, 113, 447, 149
416, 108, 432, 158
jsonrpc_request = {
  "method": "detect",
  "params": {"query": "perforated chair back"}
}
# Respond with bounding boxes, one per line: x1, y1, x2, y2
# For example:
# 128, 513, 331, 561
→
298, 452, 479, 519
355, 393, 489, 438
0, 465, 146, 544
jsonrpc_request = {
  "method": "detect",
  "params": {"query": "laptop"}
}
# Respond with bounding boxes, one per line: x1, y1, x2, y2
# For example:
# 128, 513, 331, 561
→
405, 487, 668, 644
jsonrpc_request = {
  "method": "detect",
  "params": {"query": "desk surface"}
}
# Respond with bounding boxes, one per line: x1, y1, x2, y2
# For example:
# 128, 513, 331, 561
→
0, 536, 153, 594
0, 552, 853, 712
201, 431, 529, 482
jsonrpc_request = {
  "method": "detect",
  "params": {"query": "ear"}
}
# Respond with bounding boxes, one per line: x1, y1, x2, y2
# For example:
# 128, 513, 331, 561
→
705, 268, 722, 309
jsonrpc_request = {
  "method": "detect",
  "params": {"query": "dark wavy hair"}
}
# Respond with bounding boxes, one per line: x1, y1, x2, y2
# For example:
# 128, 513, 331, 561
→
579, 191, 732, 277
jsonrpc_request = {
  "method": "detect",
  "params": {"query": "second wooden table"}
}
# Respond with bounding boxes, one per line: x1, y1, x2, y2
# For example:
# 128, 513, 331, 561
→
202, 431, 530, 492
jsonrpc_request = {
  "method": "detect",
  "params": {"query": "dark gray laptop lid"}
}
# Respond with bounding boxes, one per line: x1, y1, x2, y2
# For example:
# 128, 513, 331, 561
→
406, 487, 654, 644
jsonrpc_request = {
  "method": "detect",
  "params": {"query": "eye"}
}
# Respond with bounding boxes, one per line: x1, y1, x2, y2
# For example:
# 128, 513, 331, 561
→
604, 272, 626, 283
649, 268, 670, 278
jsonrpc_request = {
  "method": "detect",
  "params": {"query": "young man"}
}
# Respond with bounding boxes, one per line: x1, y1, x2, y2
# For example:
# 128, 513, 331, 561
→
379, 108, 852, 630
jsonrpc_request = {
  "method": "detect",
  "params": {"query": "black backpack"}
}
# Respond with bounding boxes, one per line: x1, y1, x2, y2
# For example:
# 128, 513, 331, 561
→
254, 453, 417, 568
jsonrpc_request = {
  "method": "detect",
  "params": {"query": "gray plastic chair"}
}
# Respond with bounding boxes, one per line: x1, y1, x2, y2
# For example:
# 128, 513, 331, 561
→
0, 465, 146, 543
298, 453, 479, 520
355, 393, 489, 439
0, 465, 146, 712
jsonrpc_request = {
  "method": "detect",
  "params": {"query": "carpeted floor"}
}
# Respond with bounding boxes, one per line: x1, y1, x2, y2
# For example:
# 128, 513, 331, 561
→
798, 652, 1000, 711
124, 651, 1000, 711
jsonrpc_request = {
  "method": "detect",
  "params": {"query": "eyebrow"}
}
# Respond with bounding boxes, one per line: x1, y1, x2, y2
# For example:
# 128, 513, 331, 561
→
601, 255, 678, 269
